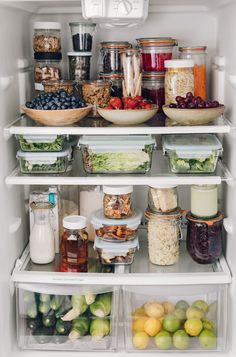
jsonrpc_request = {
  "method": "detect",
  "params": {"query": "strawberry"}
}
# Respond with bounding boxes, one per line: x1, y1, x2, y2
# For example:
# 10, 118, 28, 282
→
109, 97, 123, 109
134, 95, 143, 101
144, 103, 153, 109
126, 98, 139, 109
138, 100, 149, 108
104, 105, 114, 110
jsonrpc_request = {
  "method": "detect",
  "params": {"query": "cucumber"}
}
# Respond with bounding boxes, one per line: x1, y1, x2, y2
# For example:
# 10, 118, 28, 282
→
42, 310, 56, 328
55, 319, 71, 335
52, 333, 68, 344
55, 296, 72, 319
38, 301, 50, 315
26, 302, 37, 319
39, 294, 51, 303
50, 295, 64, 311
33, 327, 53, 344
26, 317, 41, 331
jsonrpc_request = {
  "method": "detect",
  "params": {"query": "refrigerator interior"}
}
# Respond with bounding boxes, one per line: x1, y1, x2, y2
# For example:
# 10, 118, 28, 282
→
0, 0, 236, 356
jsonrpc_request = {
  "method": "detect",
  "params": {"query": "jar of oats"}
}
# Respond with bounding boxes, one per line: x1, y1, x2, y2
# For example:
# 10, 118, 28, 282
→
81, 80, 110, 117
164, 59, 194, 105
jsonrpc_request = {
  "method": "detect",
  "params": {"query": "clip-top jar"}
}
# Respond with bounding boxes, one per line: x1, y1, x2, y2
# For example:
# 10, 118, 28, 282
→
33, 22, 61, 53
98, 72, 123, 98
98, 41, 132, 73
142, 72, 165, 109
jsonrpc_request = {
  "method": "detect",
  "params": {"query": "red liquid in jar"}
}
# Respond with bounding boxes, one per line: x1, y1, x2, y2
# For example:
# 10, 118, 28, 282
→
142, 52, 172, 71
142, 87, 165, 108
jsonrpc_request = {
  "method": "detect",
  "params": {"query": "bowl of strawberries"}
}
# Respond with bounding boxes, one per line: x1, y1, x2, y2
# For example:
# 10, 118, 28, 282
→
97, 96, 158, 126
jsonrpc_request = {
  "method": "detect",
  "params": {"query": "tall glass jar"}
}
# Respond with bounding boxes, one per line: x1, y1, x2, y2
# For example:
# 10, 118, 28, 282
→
98, 72, 123, 98
67, 52, 91, 81
69, 22, 96, 52
98, 41, 132, 73
179, 46, 207, 99
33, 22, 61, 53
142, 72, 165, 109
34, 53, 62, 91
191, 185, 218, 219
81, 80, 110, 117
120, 49, 142, 97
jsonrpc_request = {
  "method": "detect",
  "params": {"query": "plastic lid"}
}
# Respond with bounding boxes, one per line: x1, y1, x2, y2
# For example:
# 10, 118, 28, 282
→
67, 52, 92, 57
179, 46, 207, 52
34, 22, 61, 30
17, 134, 62, 143
163, 134, 222, 152
17, 147, 70, 158
94, 236, 139, 252
165, 59, 194, 68
34, 52, 62, 60
91, 209, 142, 228
149, 184, 177, 189
63, 215, 87, 230
103, 185, 133, 195
78, 135, 155, 150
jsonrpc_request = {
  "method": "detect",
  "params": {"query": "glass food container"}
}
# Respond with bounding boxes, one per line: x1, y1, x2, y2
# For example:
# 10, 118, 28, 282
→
69, 22, 96, 52
80, 80, 110, 117
67, 52, 91, 81
164, 59, 194, 105
91, 208, 142, 242
78, 135, 156, 174
98, 41, 132, 73
120, 49, 142, 97
148, 185, 178, 213
42, 80, 75, 94
145, 209, 182, 265
163, 134, 223, 174
142, 72, 165, 109
33, 22, 61, 53
186, 211, 224, 264
34, 52, 62, 91
16, 134, 66, 152
179, 46, 207, 99
103, 185, 134, 219
94, 236, 139, 265
191, 185, 218, 219
98, 72, 123, 98
137, 37, 177, 72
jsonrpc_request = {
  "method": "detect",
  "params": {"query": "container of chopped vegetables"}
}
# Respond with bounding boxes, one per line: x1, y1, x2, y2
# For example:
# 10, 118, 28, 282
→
16, 134, 66, 152
163, 134, 222, 174
78, 135, 156, 174
90, 208, 142, 242
17, 147, 70, 174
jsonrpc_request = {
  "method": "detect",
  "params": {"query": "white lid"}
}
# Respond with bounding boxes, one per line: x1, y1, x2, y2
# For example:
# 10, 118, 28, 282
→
63, 215, 87, 230
103, 185, 133, 195
149, 184, 177, 189
17, 134, 63, 143
163, 134, 222, 151
94, 236, 139, 252
17, 147, 70, 159
34, 22, 61, 30
79, 135, 155, 150
67, 52, 92, 57
165, 59, 194, 68
91, 209, 142, 229
35, 83, 44, 91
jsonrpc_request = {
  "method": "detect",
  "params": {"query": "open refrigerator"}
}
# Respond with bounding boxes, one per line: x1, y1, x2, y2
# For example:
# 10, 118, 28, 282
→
1, 0, 236, 356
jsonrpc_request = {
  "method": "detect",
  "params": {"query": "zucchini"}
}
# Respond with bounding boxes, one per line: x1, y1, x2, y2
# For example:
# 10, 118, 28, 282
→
26, 302, 37, 319
55, 319, 71, 335
42, 309, 56, 328
39, 294, 51, 303
33, 327, 53, 344
26, 317, 41, 331
38, 301, 50, 315
50, 295, 64, 311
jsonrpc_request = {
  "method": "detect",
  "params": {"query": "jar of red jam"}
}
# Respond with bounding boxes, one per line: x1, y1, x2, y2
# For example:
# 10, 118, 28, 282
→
142, 72, 165, 109
137, 37, 178, 72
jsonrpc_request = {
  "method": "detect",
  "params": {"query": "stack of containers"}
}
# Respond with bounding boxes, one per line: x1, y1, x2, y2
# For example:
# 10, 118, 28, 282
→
136, 38, 178, 110
33, 22, 62, 91
92, 186, 142, 265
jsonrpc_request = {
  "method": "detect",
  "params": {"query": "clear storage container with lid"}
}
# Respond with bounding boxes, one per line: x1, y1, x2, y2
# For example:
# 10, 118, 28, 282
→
78, 135, 156, 174
98, 41, 132, 73
33, 22, 61, 53
80, 80, 110, 117
163, 134, 223, 173
191, 185, 218, 219
91, 208, 142, 242
164, 59, 194, 105
148, 185, 178, 213
94, 236, 139, 265
69, 22, 96, 52
67, 52, 91, 81
98, 72, 123, 98
34, 52, 62, 91
16, 134, 66, 152
137, 37, 178, 72
142, 72, 165, 109
103, 185, 134, 219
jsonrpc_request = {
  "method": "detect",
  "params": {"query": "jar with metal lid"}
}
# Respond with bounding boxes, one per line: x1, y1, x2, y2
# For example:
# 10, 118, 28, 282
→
164, 59, 194, 105
34, 53, 62, 91
98, 41, 132, 73
67, 52, 91, 81
69, 22, 96, 52
120, 49, 142, 97
179, 46, 207, 99
186, 212, 223, 264
81, 80, 110, 117
98, 72, 123, 98
103, 185, 134, 219
33, 22, 61, 53
137, 37, 178, 72
142, 72, 165, 109
61, 215, 88, 272
145, 209, 182, 265
148, 185, 178, 213
191, 185, 218, 219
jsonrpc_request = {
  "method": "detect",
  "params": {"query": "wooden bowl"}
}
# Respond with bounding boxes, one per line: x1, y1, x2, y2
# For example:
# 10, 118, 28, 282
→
163, 105, 225, 125
21, 105, 93, 126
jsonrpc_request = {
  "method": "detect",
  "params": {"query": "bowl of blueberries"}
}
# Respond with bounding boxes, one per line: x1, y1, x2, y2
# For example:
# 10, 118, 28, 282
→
22, 90, 93, 126
163, 92, 225, 126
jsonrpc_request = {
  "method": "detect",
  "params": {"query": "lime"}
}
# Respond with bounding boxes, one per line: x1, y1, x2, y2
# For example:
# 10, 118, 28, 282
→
184, 318, 203, 336
199, 329, 216, 349
163, 314, 181, 333
132, 331, 149, 350
173, 329, 190, 350
186, 307, 204, 320
174, 308, 186, 321
175, 300, 189, 312
154, 331, 172, 350
192, 300, 209, 314
202, 318, 215, 331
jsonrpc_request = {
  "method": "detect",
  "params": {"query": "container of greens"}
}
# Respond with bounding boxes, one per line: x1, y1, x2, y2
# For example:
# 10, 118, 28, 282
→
16, 134, 66, 152
163, 134, 223, 174
78, 135, 156, 174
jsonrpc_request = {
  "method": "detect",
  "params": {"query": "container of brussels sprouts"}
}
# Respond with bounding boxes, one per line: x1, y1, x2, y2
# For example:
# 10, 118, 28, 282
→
16, 135, 66, 152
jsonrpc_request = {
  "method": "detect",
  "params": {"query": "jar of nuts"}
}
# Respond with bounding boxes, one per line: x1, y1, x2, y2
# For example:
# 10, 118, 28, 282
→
34, 53, 62, 91
81, 80, 110, 117
33, 22, 61, 53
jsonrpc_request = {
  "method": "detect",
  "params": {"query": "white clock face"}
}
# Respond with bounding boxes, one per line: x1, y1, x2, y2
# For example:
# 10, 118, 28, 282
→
117, 0, 133, 16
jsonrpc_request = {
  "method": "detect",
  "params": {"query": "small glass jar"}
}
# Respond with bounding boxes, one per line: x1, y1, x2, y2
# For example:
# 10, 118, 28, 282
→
191, 185, 218, 219
164, 59, 194, 105
61, 215, 88, 272
67, 52, 91, 81
33, 22, 61, 53
81, 80, 111, 117
179, 46, 207, 100
103, 185, 134, 219
142, 72, 165, 109
34, 53, 62, 90
186, 212, 223, 264
98, 72, 123, 98
145, 209, 182, 266
42, 79, 75, 94
120, 49, 142, 97
148, 185, 178, 213
69, 22, 96, 52
98, 41, 132, 73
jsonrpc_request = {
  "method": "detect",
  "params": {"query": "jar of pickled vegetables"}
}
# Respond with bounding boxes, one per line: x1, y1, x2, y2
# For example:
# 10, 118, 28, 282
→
120, 49, 142, 97
81, 80, 110, 117
179, 46, 207, 99
103, 185, 134, 219
142, 72, 165, 109
98, 41, 132, 73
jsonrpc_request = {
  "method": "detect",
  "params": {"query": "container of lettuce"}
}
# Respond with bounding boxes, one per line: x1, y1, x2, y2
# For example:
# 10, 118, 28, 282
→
16, 135, 66, 152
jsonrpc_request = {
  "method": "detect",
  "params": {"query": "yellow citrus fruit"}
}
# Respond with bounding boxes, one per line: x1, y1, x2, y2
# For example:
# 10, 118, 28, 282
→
144, 317, 162, 337
132, 316, 148, 332
184, 318, 203, 336
163, 301, 175, 314
133, 306, 146, 318
132, 331, 149, 350
186, 307, 205, 320
144, 301, 165, 319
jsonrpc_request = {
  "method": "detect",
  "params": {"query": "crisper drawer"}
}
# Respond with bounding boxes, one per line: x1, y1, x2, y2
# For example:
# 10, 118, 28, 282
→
16, 283, 118, 351
123, 284, 228, 353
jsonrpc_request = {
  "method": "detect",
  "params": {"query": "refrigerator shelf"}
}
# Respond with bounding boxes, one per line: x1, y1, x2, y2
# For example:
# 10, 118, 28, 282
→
4, 114, 232, 139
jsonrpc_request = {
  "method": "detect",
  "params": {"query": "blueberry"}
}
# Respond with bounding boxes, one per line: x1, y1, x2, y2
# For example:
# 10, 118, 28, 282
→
51, 104, 57, 110
43, 105, 49, 110
60, 91, 67, 98
64, 102, 70, 106
61, 105, 66, 109
71, 96, 76, 102
36, 105, 43, 110
25, 101, 32, 108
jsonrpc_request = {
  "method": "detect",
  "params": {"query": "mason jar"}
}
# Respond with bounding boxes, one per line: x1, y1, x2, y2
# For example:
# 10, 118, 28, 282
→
142, 72, 165, 109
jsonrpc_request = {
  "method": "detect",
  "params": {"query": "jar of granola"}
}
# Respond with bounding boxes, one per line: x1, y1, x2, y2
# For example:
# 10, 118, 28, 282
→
33, 22, 61, 53
81, 80, 110, 117
103, 185, 134, 219
34, 53, 62, 91
164, 59, 194, 105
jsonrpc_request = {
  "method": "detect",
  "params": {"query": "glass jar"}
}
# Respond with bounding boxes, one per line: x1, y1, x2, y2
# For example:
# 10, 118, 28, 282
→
142, 72, 165, 109
69, 22, 96, 52
33, 22, 61, 52
165, 59, 194, 105
98, 41, 132, 73
186, 212, 223, 264
98, 72, 123, 98
191, 185, 218, 219
67, 52, 91, 81
61, 215, 88, 272
179, 46, 207, 100
81, 80, 111, 117
103, 185, 134, 219
34, 53, 62, 91
137, 37, 177, 72
42, 79, 75, 94
145, 209, 182, 265
148, 185, 178, 213
120, 49, 142, 97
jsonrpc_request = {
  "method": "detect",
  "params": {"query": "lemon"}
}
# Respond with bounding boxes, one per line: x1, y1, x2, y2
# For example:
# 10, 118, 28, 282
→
186, 307, 205, 320
144, 301, 165, 319
133, 306, 146, 319
192, 300, 209, 314
163, 301, 175, 314
144, 317, 162, 337
132, 331, 149, 350
132, 316, 148, 332
184, 318, 203, 336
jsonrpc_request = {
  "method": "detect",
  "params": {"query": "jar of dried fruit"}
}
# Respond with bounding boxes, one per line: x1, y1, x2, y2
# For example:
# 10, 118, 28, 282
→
34, 53, 62, 91
33, 22, 61, 53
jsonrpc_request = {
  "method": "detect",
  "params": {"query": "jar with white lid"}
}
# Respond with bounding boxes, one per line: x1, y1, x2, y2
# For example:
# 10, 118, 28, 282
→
67, 52, 91, 81
33, 22, 61, 53
148, 185, 178, 213
164, 59, 194, 105
103, 185, 134, 219
34, 52, 62, 91
191, 185, 218, 219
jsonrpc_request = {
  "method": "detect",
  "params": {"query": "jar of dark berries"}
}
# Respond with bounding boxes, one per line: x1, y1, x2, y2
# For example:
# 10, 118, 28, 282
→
98, 41, 132, 73
69, 22, 96, 52
142, 72, 165, 109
